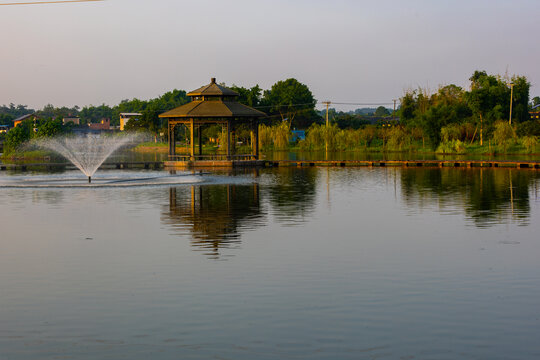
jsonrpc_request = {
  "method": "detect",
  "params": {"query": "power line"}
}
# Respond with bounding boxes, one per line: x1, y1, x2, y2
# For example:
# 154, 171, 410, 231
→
0, 0, 103, 5
252, 100, 397, 109
329, 102, 395, 106
252, 102, 315, 109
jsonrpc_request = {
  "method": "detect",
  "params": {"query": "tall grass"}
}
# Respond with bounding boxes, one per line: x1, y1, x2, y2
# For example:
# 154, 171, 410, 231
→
259, 122, 290, 150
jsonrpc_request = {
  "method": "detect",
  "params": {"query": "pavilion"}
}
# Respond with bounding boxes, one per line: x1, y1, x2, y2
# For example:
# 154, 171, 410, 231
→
159, 78, 267, 167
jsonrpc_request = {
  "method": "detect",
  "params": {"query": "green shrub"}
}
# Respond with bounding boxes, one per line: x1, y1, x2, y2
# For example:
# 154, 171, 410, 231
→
4, 125, 32, 154
492, 121, 516, 153
436, 139, 467, 154
516, 120, 540, 137
258, 122, 291, 150
387, 126, 411, 151
520, 136, 538, 153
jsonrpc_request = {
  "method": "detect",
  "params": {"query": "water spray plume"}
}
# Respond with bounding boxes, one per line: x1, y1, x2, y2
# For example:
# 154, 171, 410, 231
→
33, 133, 145, 179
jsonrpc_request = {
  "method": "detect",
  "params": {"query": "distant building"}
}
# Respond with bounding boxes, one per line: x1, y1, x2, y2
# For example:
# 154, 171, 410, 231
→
63, 117, 80, 125
13, 113, 38, 127
530, 104, 540, 120
290, 130, 306, 142
88, 118, 110, 130
0, 125, 9, 133
120, 113, 142, 131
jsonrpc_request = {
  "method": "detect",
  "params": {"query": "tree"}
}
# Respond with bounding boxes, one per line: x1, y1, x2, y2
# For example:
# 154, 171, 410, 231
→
374, 106, 390, 117
509, 75, 530, 123
0, 104, 34, 119
4, 120, 33, 154
79, 104, 114, 125
35, 118, 66, 138
262, 78, 317, 129
116, 89, 189, 139
399, 90, 418, 124
0, 113, 14, 126
465, 71, 507, 145
37, 104, 79, 119
229, 85, 262, 107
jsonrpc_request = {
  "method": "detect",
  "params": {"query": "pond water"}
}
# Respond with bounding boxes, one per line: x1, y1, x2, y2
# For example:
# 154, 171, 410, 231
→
1, 167, 540, 359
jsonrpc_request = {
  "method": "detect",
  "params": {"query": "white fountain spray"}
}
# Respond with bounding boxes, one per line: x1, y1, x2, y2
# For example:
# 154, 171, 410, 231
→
34, 133, 143, 183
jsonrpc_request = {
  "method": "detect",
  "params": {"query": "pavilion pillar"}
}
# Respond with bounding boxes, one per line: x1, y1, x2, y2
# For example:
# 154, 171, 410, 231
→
168, 122, 176, 158
226, 120, 231, 160
251, 119, 259, 160
230, 122, 236, 158
190, 118, 195, 160
198, 124, 203, 159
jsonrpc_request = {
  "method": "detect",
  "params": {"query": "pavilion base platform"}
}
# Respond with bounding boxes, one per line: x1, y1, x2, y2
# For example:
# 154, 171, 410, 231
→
164, 159, 266, 169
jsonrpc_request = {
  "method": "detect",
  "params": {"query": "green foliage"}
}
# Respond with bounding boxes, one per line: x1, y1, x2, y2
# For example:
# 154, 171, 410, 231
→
301, 124, 370, 151
374, 106, 390, 117
258, 123, 291, 150
401, 85, 471, 147
79, 104, 114, 125
400, 71, 530, 148
441, 123, 462, 143
387, 126, 411, 151
399, 91, 417, 123
262, 78, 317, 128
516, 120, 540, 137
229, 85, 262, 107
35, 119, 66, 138
300, 124, 325, 150
520, 136, 538, 153
37, 104, 79, 119
121, 89, 189, 138
436, 139, 466, 154
509, 75, 530, 123
0, 113, 14, 126
332, 113, 369, 129
491, 121, 516, 152
4, 121, 32, 154
0, 104, 34, 120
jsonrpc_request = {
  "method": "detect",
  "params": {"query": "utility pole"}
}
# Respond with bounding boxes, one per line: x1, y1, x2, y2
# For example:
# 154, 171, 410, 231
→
322, 101, 331, 156
393, 99, 397, 123
508, 83, 515, 125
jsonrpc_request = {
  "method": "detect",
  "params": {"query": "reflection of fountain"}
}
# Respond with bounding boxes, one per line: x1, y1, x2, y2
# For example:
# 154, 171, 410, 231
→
163, 184, 264, 259
34, 134, 142, 182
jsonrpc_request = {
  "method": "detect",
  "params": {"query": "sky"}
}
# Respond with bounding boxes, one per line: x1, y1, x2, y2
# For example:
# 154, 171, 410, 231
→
0, 0, 539, 111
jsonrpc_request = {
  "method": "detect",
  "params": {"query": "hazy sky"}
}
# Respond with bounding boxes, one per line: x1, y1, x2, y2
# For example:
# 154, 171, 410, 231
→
1, 0, 539, 110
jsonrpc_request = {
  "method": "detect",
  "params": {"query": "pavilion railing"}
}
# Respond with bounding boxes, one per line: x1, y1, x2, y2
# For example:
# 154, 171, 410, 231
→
168, 154, 257, 161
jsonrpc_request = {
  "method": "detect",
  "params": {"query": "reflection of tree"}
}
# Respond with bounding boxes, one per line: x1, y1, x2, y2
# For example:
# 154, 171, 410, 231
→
263, 167, 318, 225
162, 184, 265, 259
400, 168, 539, 227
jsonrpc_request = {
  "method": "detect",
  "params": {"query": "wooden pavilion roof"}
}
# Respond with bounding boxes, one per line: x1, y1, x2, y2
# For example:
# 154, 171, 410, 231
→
159, 101, 266, 118
159, 78, 266, 119
187, 77, 239, 97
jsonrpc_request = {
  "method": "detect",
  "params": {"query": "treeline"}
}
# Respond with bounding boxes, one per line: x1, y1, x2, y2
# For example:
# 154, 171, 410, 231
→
3, 72, 540, 155
0, 104, 35, 125
400, 71, 536, 146
260, 71, 540, 154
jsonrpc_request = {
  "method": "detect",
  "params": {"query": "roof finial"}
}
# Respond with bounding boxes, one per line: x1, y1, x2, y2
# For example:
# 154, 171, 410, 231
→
211, 77, 216, 84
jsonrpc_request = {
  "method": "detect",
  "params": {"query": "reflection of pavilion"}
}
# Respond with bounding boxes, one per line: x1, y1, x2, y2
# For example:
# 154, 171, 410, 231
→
163, 184, 265, 259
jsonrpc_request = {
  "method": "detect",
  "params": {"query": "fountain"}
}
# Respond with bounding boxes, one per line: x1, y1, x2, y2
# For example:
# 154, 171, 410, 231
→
33, 133, 142, 183
0, 133, 204, 188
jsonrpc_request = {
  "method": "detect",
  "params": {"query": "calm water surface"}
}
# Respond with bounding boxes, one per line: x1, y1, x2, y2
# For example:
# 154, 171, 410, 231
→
1, 167, 540, 360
